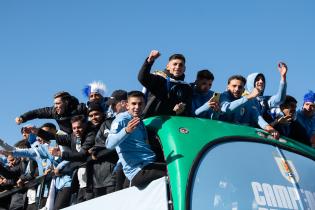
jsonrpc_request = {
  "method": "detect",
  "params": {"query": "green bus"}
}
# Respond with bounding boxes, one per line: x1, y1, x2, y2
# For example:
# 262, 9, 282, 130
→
66, 116, 315, 210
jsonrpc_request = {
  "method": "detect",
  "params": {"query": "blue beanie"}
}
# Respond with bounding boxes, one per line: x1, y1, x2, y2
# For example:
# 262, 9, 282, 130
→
303, 90, 315, 103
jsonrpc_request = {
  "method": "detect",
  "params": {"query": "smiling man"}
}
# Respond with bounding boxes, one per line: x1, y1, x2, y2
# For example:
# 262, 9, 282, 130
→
15, 91, 87, 134
106, 91, 165, 188
219, 75, 279, 138
269, 95, 310, 146
34, 115, 96, 203
138, 50, 193, 117
297, 91, 315, 147
191, 69, 220, 119
246, 62, 288, 121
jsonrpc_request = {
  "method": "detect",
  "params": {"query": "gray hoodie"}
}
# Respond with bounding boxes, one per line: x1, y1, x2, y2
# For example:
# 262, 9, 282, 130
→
246, 72, 287, 115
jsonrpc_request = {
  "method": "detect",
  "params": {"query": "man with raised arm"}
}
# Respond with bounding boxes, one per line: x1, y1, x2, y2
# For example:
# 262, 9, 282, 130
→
15, 91, 87, 134
246, 62, 288, 121
138, 50, 193, 117
219, 75, 279, 138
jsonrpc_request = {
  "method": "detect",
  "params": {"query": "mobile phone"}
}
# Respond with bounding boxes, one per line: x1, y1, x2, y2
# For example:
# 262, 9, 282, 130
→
209, 92, 220, 103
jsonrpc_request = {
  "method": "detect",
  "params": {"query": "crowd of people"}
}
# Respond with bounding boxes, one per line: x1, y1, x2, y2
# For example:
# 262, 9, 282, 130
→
0, 49, 314, 210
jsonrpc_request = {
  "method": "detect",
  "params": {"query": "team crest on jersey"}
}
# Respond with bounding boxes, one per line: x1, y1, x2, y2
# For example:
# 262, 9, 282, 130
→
274, 156, 299, 183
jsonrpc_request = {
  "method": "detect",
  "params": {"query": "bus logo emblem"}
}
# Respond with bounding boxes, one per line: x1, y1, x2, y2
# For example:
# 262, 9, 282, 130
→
274, 156, 300, 183
179, 127, 189, 134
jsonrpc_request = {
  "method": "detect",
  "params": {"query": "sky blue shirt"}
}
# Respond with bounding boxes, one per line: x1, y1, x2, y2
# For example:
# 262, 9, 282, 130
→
192, 89, 218, 119
13, 143, 54, 175
246, 73, 287, 115
106, 111, 156, 181
12, 142, 72, 190
219, 91, 269, 129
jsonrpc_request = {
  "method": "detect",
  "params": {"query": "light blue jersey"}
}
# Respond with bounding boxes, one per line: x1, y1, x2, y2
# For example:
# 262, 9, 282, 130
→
106, 111, 156, 180
219, 91, 269, 129
192, 89, 218, 119
246, 72, 287, 115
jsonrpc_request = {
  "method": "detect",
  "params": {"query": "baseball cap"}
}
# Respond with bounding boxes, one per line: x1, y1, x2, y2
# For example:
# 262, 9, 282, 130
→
106, 90, 127, 105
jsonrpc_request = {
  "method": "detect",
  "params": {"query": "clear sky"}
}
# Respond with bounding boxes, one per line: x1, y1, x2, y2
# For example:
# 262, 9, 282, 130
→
0, 0, 314, 145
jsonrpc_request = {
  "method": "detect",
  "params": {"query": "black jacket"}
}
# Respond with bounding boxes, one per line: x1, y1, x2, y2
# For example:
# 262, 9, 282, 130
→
138, 59, 193, 118
0, 159, 27, 189
37, 123, 96, 162
20, 103, 87, 134
275, 120, 311, 147
89, 118, 117, 188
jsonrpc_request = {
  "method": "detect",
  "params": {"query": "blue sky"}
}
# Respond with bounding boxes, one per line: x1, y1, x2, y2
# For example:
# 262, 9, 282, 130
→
0, 0, 314, 145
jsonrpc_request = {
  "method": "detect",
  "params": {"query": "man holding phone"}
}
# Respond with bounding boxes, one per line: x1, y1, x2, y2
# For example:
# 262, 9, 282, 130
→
192, 69, 220, 118
219, 75, 279, 138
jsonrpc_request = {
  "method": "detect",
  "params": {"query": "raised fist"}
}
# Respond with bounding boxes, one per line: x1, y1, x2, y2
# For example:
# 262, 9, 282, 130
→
246, 88, 261, 100
147, 50, 160, 63
278, 62, 288, 79
15, 117, 23, 125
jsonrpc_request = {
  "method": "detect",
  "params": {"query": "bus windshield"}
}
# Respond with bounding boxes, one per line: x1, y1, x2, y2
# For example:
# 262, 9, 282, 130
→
189, 141, 315, 210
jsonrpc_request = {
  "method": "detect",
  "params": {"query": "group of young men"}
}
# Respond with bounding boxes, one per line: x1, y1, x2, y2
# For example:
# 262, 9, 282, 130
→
0, 49, 314, 210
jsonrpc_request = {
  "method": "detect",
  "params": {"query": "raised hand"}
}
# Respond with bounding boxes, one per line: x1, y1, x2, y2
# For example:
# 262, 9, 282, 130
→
125, 117, 141, 134
15, 117, 23, 125
147, 50, 160, 63
246, 87, 261, 100
23, 126, 39, 135
278, 62, 288, 81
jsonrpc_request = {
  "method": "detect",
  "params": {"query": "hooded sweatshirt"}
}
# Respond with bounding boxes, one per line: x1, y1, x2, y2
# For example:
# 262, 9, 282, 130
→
246, 72, 287, 116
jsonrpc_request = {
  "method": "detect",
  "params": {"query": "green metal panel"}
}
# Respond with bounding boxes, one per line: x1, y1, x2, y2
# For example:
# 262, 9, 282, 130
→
144, 116, 315, 210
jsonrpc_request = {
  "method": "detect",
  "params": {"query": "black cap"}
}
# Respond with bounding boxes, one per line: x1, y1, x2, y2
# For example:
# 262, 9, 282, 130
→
87, 102, 104, 113
106, 90, 128, 105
